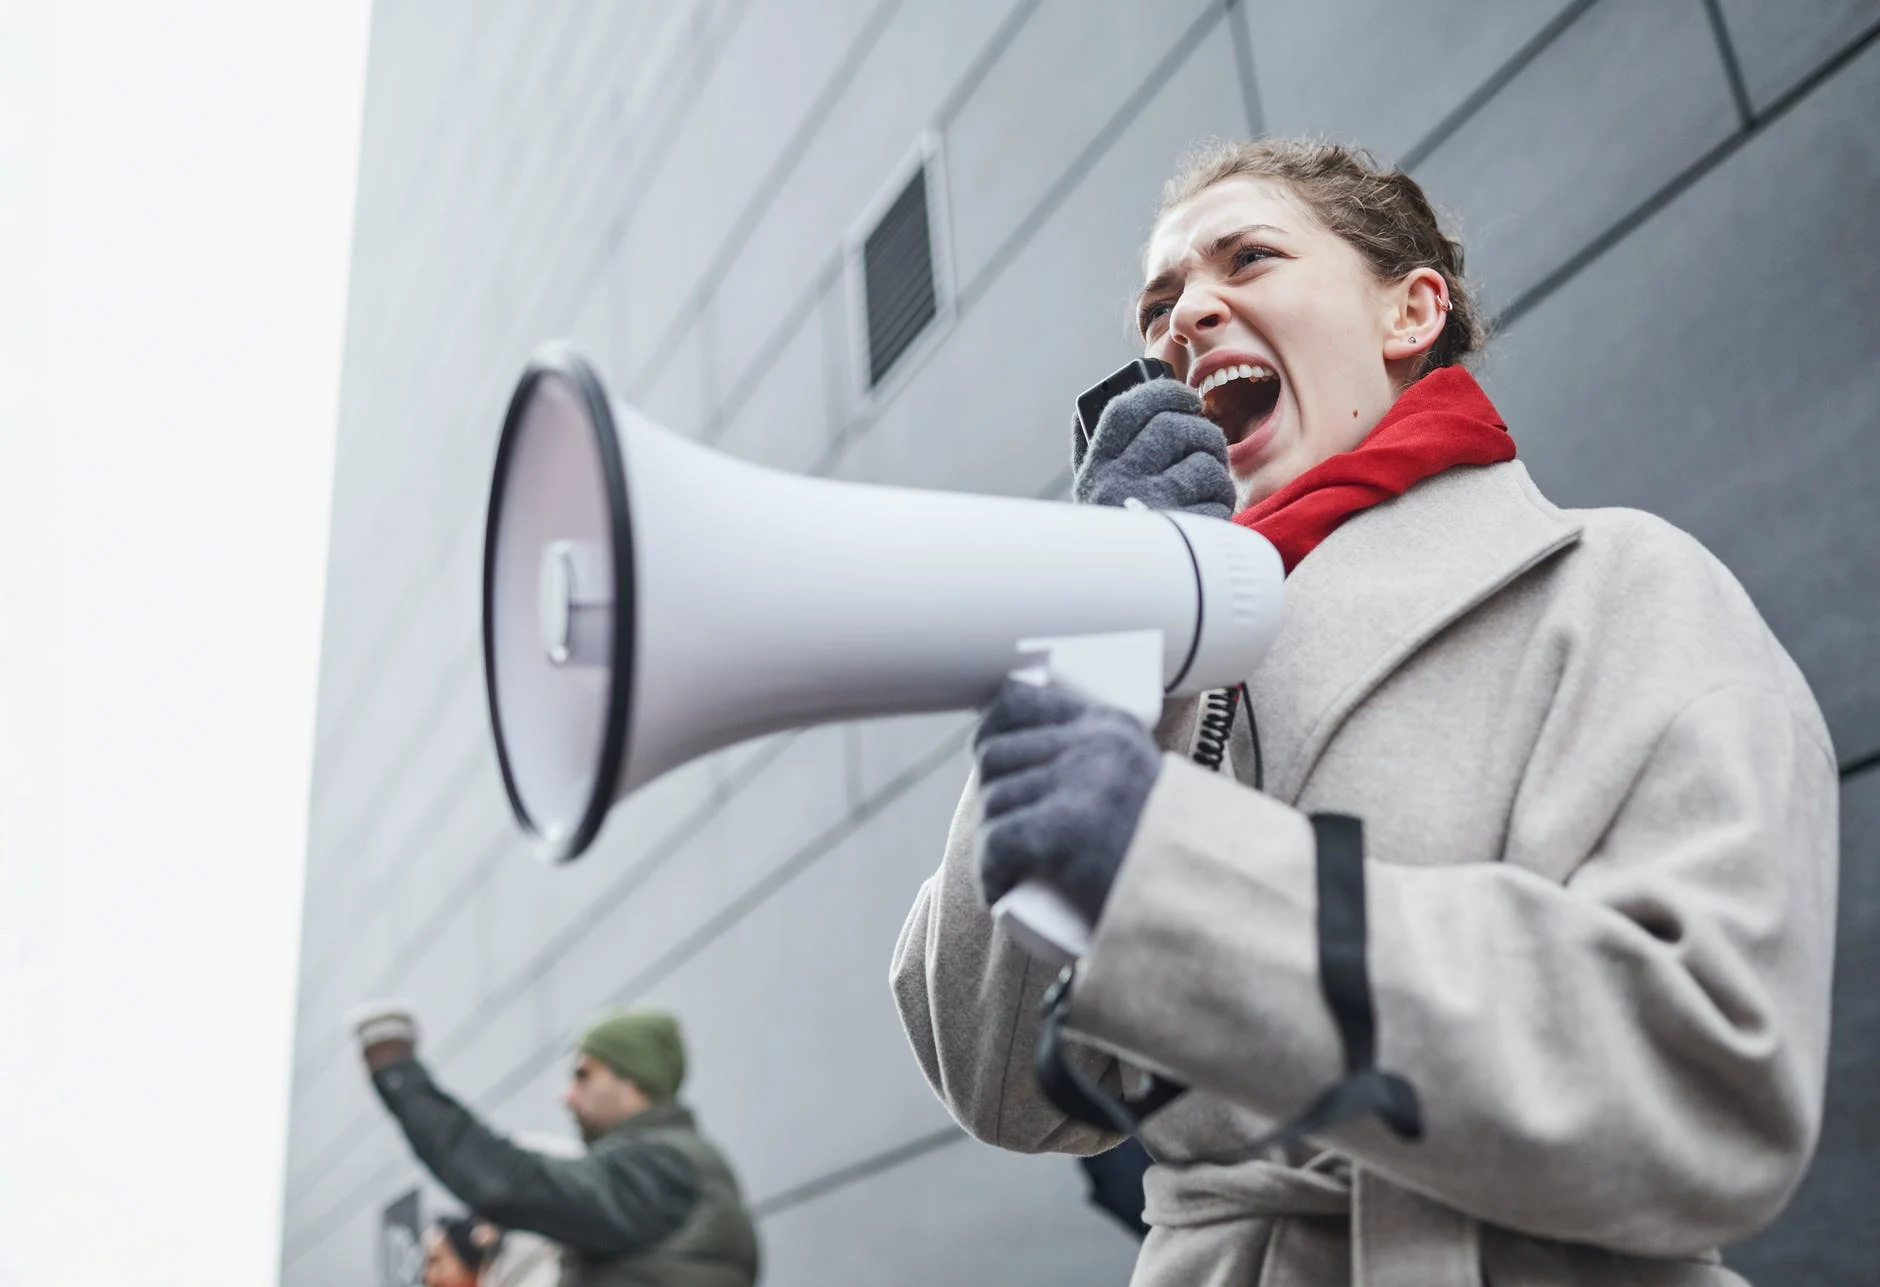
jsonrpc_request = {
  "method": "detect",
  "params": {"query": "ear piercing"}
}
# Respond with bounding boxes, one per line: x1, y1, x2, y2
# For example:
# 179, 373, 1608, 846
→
1407, 295, 1450, 348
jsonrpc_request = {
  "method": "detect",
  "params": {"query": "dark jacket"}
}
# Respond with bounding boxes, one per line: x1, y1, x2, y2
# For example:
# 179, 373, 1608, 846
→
373, 1059, 759, 1287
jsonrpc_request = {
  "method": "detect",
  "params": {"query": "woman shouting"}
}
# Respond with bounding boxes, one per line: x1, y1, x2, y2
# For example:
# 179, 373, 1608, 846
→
892, 138, 1837, 1286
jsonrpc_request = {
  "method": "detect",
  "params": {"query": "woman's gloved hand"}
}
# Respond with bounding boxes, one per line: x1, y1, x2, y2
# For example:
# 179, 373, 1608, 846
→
1073, 378, 1234, 519
973, 677, 1162, 925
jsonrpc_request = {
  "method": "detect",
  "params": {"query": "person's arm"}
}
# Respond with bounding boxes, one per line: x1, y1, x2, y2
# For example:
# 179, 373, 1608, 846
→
371, 1059, 697, 1256
890, 361, 1229, 1152
1067, 679, 1838, 1255
890, 771, 1128, 1156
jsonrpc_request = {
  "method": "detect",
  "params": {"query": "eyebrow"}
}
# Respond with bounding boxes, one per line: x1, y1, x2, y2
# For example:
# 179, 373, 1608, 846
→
1137, 222, 1290, 313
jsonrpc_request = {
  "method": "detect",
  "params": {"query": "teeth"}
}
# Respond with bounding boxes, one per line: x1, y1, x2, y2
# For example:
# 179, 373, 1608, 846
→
1197, 362, 1276, 398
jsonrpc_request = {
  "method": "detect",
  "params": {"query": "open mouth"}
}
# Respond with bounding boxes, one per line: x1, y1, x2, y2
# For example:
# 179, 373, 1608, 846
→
1198, 363, 1281, 452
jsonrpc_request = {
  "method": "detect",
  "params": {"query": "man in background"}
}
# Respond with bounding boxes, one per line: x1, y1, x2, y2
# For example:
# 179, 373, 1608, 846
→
356, 1003, 759, 1287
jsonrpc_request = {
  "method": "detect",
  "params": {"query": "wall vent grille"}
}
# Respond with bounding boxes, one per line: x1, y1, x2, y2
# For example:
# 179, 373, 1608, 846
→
861, 168, 938, 387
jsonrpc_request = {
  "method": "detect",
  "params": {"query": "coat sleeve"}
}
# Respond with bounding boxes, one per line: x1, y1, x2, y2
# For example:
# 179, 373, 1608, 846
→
371, 1060, 697, 1256
889, 770, 1129, 1156
1065, 680, 1839, 1257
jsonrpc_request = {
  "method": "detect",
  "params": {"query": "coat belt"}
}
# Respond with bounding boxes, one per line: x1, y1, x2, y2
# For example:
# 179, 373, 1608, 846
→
1142, 1155, 1480, 1287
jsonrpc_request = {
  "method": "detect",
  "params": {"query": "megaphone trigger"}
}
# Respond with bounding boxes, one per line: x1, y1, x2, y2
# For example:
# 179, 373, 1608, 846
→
1010, 629, 1166, 727
988, 628, 1168, 964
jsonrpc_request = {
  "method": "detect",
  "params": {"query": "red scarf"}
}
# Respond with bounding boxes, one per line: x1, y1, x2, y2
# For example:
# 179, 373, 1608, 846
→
1236, 365, 1515, 573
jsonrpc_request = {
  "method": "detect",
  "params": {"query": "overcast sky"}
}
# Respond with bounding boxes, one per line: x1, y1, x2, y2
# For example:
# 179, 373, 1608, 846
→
0, 3, 371, 1283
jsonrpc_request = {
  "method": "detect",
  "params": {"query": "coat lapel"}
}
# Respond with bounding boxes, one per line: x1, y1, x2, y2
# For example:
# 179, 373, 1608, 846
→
1246, 461, 1583, 804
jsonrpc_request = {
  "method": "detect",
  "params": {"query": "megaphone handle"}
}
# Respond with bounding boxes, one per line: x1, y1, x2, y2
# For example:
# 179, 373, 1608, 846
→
991, 882, 1090, 966
993, 628, 1162, 963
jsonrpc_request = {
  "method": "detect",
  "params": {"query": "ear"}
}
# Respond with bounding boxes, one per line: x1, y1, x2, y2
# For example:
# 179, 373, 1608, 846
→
1382, 267, 1450, 365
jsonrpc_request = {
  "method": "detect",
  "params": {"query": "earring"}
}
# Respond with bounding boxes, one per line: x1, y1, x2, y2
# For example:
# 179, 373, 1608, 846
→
1406, 335, 1418, 345
1437, 298, 1453, 313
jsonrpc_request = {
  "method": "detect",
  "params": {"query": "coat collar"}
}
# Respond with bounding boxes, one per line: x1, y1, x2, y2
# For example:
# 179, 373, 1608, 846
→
595, 1098, 695, 1147
1244, 461, 1582, 803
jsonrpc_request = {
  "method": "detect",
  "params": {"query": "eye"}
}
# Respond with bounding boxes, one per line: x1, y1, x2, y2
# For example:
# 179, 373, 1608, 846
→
1137, 299, 1173, 335
1231, 243, 1276, 271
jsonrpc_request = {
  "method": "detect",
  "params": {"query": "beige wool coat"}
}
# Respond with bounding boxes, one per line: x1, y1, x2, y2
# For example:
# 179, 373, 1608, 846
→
891, 460, 1839, 1286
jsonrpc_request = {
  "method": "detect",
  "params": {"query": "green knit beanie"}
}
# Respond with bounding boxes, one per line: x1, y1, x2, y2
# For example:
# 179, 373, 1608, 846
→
577, 1009, 686, 1101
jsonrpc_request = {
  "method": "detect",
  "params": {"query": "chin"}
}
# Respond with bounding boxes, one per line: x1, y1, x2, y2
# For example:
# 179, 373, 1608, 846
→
1232, 466, 1284, 513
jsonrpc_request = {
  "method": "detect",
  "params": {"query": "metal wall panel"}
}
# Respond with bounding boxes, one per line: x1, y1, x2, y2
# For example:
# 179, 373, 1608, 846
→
1717, 0, 1880, 109
1729, 766, 1880, 1279
638, 760, 970, 1205
715, 276, 836, 472
943, 0, 1221, 291
1412, 0, 1738, 313
620, 0, 887, 383
850, 711, 972, 804
639, 315, 711, 439
1246, 0, 1580, 162
758, 1137, 1140, 1287
706, 0, 1016, 396
830, 17, 1250, 496
1484, 35, 1880, 761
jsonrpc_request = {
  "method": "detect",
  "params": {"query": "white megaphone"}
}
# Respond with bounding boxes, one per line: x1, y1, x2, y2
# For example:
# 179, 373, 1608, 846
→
482, 345, 1284, 963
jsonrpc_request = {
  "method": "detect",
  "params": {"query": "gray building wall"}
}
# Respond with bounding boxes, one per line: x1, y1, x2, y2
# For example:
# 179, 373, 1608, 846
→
281, 2, 1880, 1283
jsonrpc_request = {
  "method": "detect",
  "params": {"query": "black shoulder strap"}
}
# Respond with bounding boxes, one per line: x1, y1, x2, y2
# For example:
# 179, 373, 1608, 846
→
1251, 814, 1422, 1146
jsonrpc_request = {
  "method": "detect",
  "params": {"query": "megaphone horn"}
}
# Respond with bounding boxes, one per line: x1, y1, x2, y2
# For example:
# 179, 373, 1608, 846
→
483, 345, 1283, 959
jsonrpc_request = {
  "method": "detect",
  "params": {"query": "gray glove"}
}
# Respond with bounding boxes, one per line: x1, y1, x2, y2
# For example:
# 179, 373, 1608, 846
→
973, 677, 1162, 925
1072, 378, 1234, 520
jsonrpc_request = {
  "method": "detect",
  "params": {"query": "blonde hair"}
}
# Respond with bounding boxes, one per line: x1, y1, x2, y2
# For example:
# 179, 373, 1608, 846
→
1158, 138, 1485, 374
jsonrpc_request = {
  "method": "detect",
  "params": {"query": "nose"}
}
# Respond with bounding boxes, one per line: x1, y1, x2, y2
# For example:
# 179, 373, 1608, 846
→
1169, 283, 1227, 348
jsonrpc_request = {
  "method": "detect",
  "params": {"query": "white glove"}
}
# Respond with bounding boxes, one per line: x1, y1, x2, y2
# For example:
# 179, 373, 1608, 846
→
347, 999, 418, 1067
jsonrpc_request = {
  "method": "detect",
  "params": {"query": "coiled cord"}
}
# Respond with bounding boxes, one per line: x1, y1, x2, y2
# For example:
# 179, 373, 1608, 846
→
1192, 682, 1261, 789
1191, 685, 1240, 772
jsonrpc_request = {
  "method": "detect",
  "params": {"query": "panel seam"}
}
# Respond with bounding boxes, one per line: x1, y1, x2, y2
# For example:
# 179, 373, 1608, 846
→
1496, 16, 1880, 332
